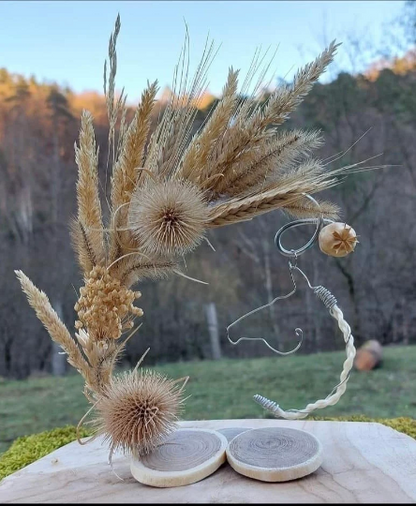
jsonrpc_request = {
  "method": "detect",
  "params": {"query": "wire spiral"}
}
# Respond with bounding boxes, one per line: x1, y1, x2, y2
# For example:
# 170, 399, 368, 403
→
313, 285, 337, 310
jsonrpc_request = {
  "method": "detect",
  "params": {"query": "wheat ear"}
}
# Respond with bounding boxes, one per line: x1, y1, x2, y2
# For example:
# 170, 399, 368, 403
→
207, 187, 338, 228
179, 67, 239, 182
15, 270, 89, 376
109, 81, 159, 262
74, 110, 106, 272
111, 80, 159, 213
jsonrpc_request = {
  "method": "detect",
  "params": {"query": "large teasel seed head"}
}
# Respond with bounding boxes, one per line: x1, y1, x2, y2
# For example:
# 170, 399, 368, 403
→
94, 369, 186, 457
128, 179, 209, 257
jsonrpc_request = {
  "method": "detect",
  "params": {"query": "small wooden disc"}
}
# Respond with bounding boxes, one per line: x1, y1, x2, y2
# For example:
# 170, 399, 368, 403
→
218, 427, 252, 442
130, 428, 228, 488
226, 427, 323, 482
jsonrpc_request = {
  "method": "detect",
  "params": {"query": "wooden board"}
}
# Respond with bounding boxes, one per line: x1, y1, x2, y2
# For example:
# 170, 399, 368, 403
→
130, 428, 228, 487
1, 419, 416, 503
226, 427, 323, 482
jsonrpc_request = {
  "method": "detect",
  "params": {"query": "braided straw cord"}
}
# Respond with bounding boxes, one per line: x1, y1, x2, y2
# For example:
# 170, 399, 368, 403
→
253, 304, 356, 420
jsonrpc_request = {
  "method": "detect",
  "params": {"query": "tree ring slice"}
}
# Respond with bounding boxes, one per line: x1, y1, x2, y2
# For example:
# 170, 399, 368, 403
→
226, 427, 323, 482
130, 428, 228, 487
217, 427, 253, 442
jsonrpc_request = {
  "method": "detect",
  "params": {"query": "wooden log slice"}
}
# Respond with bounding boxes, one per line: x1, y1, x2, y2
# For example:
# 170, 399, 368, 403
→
130, 428, 228, 488
217, 427, 253, 442
226, 427, 323, 482
354, 339, 383, 371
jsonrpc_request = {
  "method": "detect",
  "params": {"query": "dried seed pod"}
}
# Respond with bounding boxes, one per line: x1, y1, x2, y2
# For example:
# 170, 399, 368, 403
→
128, 179, 209, 257
318, 222, 358, 257
93, 369, 186, 458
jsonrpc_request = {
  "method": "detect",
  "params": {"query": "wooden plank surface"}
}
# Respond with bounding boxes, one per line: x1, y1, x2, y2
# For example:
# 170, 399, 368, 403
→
1, 419, 416, 503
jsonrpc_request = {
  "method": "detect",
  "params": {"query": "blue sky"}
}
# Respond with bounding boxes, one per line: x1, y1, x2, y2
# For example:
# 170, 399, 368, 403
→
0, 1, 407, 103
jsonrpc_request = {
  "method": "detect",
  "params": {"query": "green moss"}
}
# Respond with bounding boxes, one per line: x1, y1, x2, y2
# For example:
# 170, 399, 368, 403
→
311, 415, 416, 439
1, 417, 415, 482
0, 425, 92, 481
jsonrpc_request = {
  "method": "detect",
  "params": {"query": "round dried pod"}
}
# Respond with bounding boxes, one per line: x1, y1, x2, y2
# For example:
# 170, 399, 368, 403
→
318, 222, 358, 257
93, 369, 186, 458
128, 179, 209, 257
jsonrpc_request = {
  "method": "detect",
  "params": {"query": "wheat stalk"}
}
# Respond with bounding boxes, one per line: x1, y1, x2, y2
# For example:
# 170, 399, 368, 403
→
74, 110, 106, 272
109, 81, 159, 262
15, 270, 90, 376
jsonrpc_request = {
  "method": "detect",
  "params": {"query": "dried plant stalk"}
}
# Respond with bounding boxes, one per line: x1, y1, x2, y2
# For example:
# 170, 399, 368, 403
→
74, 110, 106, 272
15, 270, 89, 377
16, 15, 368, 462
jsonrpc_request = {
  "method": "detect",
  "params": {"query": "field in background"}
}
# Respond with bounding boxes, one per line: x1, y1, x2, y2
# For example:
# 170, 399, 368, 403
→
1, 345, 415, 455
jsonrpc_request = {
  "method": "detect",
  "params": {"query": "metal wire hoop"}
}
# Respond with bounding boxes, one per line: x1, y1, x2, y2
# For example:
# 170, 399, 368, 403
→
274, 194, 333, 257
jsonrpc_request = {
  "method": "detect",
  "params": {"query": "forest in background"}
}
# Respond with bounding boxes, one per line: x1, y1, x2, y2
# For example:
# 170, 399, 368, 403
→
2, 3, 416, 379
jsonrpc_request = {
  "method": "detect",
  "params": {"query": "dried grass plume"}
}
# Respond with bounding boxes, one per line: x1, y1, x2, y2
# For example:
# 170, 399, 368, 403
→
14, 15, 371, 462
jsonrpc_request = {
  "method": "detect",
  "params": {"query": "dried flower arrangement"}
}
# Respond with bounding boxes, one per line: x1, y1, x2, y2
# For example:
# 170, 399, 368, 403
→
15, 15, 367, 463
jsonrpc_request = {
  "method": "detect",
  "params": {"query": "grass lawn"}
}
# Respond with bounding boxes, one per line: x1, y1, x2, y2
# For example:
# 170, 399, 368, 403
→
0, 344, 415, 455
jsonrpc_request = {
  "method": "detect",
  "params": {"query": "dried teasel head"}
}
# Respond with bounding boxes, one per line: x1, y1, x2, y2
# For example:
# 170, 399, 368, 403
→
318, 222, 358, 257
74, 265, 143, 341
128, 179, 209, 257
93, 369, 187, 458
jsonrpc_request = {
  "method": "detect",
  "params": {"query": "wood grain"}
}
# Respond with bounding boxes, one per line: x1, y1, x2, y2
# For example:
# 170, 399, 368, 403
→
130, 428, 227, 487
1, 419, 416, 503
227, 427, 323, 482
217, 426, 252, 442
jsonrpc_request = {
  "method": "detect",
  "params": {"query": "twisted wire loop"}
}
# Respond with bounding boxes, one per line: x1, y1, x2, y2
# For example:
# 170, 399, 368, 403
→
228, 193, 356, 419
225, 267, 304, 356
253, 301, 356, 420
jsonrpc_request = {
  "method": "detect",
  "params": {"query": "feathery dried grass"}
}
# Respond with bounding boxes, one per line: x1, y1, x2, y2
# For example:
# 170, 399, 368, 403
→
109, 81, 159, 263
111, 81, 159, 212
93, 369, 186, 457
74, 111, 106, 272
176, 41, 339, 210
115, 257, 178, 289
144, 31, 216, 178
16, 19, 360, 460
222, 130, 323, 196
104, 14, 127, 173
15, 270, 89, 377
179, 67, 239, 182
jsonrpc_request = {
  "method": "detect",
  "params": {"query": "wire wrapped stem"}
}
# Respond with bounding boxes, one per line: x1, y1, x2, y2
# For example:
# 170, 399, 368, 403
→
253, 303, 355, 419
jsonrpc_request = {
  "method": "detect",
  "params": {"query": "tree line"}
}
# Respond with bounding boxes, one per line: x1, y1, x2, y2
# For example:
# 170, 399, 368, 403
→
1, 41, 416, 378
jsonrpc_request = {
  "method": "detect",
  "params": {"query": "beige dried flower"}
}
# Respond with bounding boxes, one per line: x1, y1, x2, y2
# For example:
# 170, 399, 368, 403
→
74, 265, 143, 340
318, 222, 358, 257
128, 179, 209, 257
93, 369, 186, 457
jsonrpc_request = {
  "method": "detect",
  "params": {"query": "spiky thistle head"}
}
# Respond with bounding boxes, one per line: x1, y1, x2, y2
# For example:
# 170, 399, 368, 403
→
128, 179, 209, 257
93, 369, 186, 457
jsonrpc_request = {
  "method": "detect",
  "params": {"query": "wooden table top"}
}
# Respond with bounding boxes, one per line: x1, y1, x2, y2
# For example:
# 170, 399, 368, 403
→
1, 418, 416, 503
